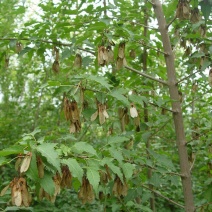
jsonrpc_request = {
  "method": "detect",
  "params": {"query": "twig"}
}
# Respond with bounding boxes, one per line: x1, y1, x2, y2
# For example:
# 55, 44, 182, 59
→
176, 70, 201, 85
138, 40, 167, 55
166, 16, 177, 29
124, 65, 168, 86
189, 154, 196, 172
148, 102, 176, 113
195, 202, 212, 209
141, 184, 185, 209
0, 38, 96, 55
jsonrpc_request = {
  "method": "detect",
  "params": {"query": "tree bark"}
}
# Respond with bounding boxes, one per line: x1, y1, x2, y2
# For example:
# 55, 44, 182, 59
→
152, 1, 195, 211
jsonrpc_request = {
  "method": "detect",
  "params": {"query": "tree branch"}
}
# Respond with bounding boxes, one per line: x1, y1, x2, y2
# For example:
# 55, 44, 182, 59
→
0, 38, 96, 55
141, 184, 185, 209
176, 70, 201, 85
124, 65, 168, 86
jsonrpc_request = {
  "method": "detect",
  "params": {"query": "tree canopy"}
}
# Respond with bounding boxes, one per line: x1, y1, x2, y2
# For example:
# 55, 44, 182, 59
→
0, 0, 212, 211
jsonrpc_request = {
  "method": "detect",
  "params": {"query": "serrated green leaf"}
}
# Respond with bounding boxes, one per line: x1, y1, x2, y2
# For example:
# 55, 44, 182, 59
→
109, 89, 129, 105
100, 157, 113, 166
36, 143, 61, 172
109, 147, 123, 162
0, 145, 25, 156
87, 75, 112, 90
73, 142, 97, 156
147, 149, 175, 170
18, 47, 33, 57
107, 162, 123, 182
40, 172, 55, 196
86, 167, 100, 193
149, 172, 161, 187
129, 94, 147, 105
62, 158, 83, 183
26, 151, 39, 181
121, 163, 135, 179
107, 135, 129, 145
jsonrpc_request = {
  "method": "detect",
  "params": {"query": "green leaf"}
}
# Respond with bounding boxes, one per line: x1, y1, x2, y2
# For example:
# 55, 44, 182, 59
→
48, 81, 61, 86
26, 151, 39, 181
149, 172, 161, 187
72, 142, 97, 156
107, 162, 123, 182
109, 89, 129, 105
18, 47, 33, 57
0, 157, 9, 166
107, 135, 129, 145
62, 158, 83, 183
109, 147, 123, 162
87, 75, 112, 90
36, 143, 61, 172
129, 94, 147, 105
121, 163, 135, 180
199, 1, 212, 22
0, 145, 25, 156
86, 167, 100, 193
40, 172, 55, 196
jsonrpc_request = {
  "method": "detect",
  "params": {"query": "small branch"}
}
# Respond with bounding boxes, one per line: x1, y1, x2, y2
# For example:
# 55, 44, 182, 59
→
195, 202, 212, 209
176, 70, 201, 85
189, 154, 196, 172
148, 102, 176, 113
138, 40, 167, 55
147, 0, 154, 6
124, 65, 168, 86
141, 184, 185, 209
0, 38, 96, 55
166, 16, 177, 29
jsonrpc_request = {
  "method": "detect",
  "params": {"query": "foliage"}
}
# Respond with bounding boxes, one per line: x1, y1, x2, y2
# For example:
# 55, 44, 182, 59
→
0, 0, 212, 211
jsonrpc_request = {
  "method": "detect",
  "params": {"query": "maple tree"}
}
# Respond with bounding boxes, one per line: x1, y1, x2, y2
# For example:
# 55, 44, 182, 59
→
0, 0, 212, 211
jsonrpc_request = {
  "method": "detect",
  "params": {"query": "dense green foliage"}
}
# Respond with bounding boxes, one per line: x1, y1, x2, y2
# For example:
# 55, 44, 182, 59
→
0, 0, 211, 211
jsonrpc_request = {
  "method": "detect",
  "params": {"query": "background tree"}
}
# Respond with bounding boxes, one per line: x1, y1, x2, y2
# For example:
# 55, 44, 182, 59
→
0, 0, 211, 211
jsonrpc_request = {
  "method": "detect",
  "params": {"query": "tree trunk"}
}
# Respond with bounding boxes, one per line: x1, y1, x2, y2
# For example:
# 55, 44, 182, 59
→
152, 1, 195, 211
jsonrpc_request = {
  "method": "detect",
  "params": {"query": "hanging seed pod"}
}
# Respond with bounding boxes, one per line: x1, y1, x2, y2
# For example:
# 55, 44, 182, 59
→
208, 69, 212, 87
176, 0, 190, 20
20, 152, 32, 174
16, 42, 23, 53
200, 25, 206, 37
51, 173, 61, 203
190, 8, 201, 23
112, 175, 128, 197
129, 49, 136, 59
0, 184, 10, 197
61, 165, 72, 188
118, 42, 125, 59
37, 156, 44, 178
69, 101, 81, 133
134, 116, 140, 132
116, 57, 123, 70
98, 103, 109, 125
130, 103, 138, 118
10, 177, 31, 207
73, 54, 82, 69
185, 46, 191, 56
118, 107, 129, 132
99, 170, 109, 184
15, 154, 22, 172
107, 46, 114, 63
52, 60, 60, 73
64, 97, 71, 121
78, 176, 95, 204
98, 46, 108, 66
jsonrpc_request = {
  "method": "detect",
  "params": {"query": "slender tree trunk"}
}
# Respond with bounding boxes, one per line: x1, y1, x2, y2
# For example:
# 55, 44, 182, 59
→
152, 1, 195, 211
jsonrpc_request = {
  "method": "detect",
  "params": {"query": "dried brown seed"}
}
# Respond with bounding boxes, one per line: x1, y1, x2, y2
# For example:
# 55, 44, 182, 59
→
37, 156, 44, 178
118, 42, 125, 59
20, 152, 32, 173
91, 110, 98, 122
190, 8, 201, 23
16, 42, 23, 53
0, 184, 10, 196
98, 46, 108, 66
73, 54, 82, 69
107, 46, 114, 63
52, 60, 60, 73
130, 103, 138, 118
